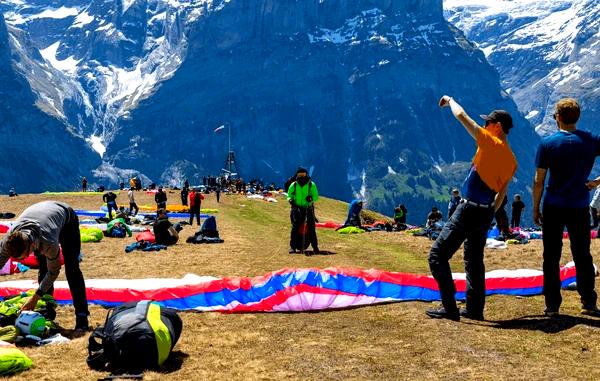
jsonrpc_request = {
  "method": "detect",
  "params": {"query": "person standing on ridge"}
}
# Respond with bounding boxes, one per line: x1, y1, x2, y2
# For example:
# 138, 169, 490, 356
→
427, 96, 517, 321
81, 177, 88, 192
102, 190, 119, 220
287, 167, 320, 254
181, 186, 189, 207
188, 187, 204, 226
215, 185, 221, 203
0, 201, 89, 331
510, 194, 525, 228
533, 98, 600, 317
128, 186, 139, 216
155, 187, 167, 211
448, 189, 461, 219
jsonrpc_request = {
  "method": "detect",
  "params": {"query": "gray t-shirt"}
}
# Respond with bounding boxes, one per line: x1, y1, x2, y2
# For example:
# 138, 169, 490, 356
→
0, 201, 73, 293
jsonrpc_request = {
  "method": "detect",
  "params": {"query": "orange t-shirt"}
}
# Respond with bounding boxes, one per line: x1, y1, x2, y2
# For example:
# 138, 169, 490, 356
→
472, 128, 517, 192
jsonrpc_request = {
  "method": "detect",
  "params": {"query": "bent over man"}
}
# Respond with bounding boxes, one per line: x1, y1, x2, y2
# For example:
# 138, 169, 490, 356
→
0, 201, 89, 330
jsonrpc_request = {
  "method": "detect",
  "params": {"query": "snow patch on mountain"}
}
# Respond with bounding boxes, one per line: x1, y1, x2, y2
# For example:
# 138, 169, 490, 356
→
87, 135, 106, 157
7, 6, 80, 24
122, 0, 138, 14
39, 42, 80, 75
71, 11, 94, 28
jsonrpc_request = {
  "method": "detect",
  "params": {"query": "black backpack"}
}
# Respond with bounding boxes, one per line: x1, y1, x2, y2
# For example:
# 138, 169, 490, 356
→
200, 216, 218, 238
283, 174, 296, 191
87, 301, 182, 373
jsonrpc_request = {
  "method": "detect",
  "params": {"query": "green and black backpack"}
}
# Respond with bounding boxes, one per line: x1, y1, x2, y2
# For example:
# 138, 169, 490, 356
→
87, 301, 182, 372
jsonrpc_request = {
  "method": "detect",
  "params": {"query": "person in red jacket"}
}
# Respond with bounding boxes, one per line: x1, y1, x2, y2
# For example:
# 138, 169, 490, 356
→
188, 188, 204, 226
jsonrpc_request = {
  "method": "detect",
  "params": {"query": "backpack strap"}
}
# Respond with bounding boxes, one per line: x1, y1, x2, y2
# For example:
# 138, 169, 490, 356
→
87, 327, 109, 370
86, 307, 116, 371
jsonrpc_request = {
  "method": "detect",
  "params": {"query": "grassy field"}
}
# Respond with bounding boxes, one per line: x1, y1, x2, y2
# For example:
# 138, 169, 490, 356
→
1, 191, 600, 380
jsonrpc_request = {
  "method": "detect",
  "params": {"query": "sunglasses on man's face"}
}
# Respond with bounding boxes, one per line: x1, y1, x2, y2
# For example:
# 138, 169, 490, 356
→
552, 113, 557, 120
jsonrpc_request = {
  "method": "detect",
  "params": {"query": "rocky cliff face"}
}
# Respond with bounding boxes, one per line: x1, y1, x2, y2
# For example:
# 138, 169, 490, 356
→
107, 0, 538, 221
2, 0, 541, 221
0, 13, 100, 192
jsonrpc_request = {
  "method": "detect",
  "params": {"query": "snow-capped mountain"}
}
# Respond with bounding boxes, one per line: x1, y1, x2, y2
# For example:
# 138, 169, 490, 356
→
444, 0, 600, 137
0, 0, 211, 152
0, 12, 100, 192
1, 0, 540, 221
105, 0, 539, 220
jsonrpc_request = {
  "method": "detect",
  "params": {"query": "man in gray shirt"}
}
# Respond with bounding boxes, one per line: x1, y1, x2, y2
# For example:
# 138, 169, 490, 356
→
0, 201, 89, 331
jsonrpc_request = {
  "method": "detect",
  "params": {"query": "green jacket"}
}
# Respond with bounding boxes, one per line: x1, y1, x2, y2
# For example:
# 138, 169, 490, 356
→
107, 218, 132, 237
287, 181, 319, 208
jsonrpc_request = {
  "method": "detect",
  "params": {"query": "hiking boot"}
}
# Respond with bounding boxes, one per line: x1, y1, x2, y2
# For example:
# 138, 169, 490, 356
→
544, 308, 559, 318
312, 247, 320, 254
75, 316, 90, 332
288, 248, 296, 254
581, 305, 600, 317
459, 308, 484, 321
425, 306, 459, 321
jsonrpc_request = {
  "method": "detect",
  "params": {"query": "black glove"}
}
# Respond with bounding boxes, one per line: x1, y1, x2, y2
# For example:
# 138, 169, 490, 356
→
306, 195, 313, 203
289, 199, 297, 207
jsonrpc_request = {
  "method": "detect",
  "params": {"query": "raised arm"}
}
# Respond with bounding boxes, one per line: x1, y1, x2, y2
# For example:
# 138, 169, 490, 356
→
439, 96, 481, 140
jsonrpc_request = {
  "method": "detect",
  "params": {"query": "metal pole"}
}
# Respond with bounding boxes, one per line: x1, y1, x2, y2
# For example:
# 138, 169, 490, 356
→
228, 124, 231, 174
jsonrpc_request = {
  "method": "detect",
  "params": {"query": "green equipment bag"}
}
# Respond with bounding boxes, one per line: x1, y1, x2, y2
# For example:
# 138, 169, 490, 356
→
0, 291, 57, 327
87, 301, 182, 372
0, 346, 33, 375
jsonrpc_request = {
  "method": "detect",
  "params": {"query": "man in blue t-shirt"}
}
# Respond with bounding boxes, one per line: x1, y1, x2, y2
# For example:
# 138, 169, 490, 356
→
533, 98, 600, 317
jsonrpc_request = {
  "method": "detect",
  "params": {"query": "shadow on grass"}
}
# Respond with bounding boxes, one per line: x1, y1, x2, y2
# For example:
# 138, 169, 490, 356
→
290, 250, 336, 256
488, 314, 600, 334
160, 351, 189, 373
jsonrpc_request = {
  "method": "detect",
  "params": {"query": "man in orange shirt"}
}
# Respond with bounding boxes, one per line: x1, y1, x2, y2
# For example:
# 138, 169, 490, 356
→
426, 96, 517, 321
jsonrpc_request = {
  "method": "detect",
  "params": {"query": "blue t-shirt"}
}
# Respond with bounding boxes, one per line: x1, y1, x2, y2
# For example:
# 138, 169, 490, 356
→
536, 130, 600, 208
461, 167, 496, 206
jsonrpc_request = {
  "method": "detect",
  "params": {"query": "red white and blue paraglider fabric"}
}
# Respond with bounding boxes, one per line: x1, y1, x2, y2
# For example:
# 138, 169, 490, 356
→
0, 264, 577, 312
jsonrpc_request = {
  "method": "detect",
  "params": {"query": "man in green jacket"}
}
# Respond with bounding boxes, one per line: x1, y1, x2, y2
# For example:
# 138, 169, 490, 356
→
287, 167, 320, 254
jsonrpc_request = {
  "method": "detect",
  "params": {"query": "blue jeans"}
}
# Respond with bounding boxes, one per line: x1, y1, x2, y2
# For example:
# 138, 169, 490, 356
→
428, 203, 494, 314
542, 204, 597, 310
107, 201, 117, 219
